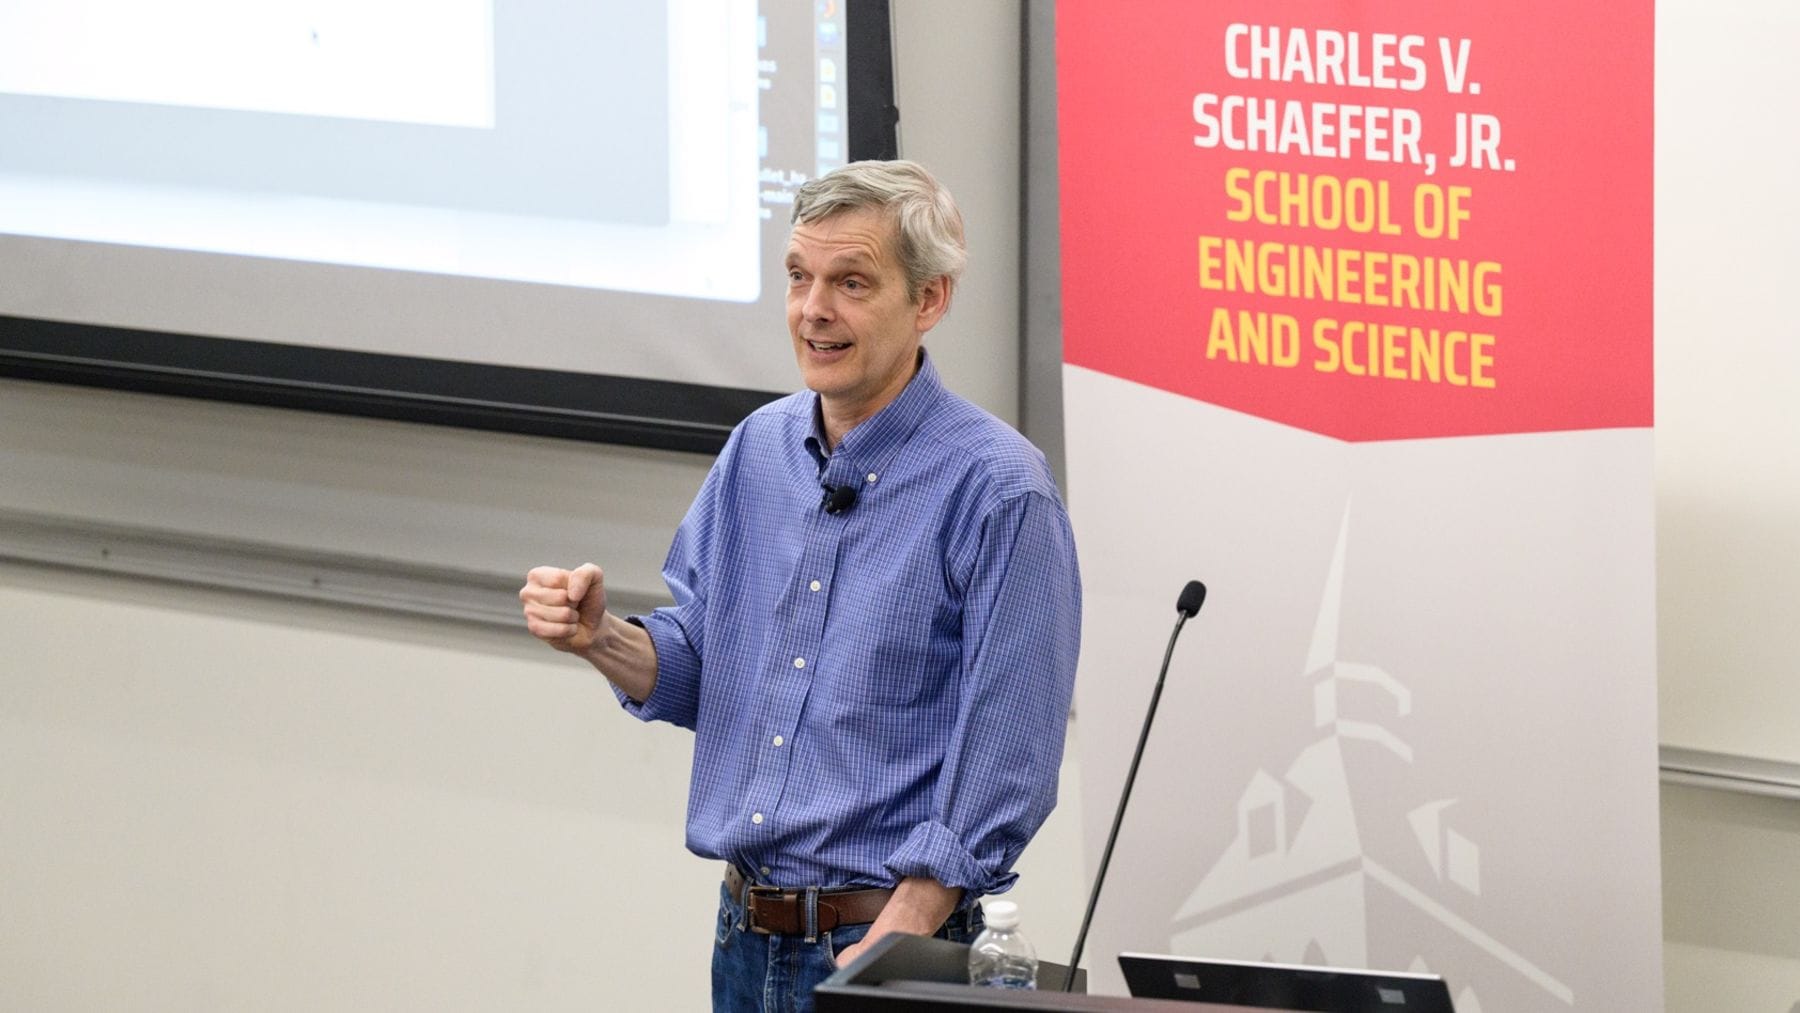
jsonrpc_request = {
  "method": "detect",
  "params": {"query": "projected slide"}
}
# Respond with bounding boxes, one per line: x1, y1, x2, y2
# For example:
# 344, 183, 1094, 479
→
0, 0, 886, 447
0, 0, 760, 300
0, 0, 497, 126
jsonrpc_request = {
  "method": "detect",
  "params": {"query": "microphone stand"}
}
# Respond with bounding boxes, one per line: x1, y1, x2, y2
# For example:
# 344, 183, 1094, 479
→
1064, 582, 1206, 990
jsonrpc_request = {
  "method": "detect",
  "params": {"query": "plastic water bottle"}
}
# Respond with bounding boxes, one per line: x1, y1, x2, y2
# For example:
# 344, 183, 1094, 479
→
967, 900, 1038, 989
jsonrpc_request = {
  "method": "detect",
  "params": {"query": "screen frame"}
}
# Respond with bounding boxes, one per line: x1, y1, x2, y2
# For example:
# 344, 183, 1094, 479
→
0, 0, 898, 456
1118, 951, 1456, 1012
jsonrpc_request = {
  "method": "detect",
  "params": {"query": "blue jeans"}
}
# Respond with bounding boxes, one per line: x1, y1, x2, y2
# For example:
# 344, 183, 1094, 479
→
711, 881, 985, 1013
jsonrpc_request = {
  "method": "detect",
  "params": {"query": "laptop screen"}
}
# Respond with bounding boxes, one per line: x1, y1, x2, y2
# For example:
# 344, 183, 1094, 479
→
1118, 952, 1455, 1012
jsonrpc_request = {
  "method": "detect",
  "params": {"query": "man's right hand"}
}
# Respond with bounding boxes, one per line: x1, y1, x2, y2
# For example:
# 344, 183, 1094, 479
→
520, 563, 607, 654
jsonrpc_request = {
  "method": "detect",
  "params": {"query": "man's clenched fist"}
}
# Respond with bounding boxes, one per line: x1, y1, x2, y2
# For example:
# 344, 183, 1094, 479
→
520, 563, 606, 654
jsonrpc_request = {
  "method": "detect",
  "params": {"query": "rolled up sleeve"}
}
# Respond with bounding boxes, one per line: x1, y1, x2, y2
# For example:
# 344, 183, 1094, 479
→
886, 491, 1082, 896
617, 606, 703, 728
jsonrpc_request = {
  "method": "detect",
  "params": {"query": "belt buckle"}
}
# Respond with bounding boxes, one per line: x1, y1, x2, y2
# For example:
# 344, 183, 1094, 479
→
745, 884, 788, 935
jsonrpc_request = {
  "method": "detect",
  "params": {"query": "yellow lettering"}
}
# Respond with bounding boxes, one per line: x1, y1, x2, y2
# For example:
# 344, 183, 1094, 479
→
1444, 331, 1467, 385
1224, 169, 1403, 235
1224, 168, 1253, 223
1389, 255, 1419, 309
1199, 236, 1223, 289
1312, 318, 1343, 373
1470, 332, 1496, 387
1343, 320, 1369, 376
1304, 318, 1497, 389
1206, 307, 1239, 361
1336, 250, 1362, 304
1414, 182, 1445, 239
1409, 326, 1441, 383
1474, 262, 1502, 316
1194, 237, 1501, 315
1381, 323, 1408, 378
1207, 308, 1301, 368
1446, 186, 1472, 241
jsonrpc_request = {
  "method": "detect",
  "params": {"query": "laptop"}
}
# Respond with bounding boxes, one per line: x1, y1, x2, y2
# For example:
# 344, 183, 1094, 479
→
1118, 952, 1455, 1012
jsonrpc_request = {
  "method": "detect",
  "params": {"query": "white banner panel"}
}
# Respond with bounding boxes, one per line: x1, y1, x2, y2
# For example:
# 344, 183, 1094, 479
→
1064, 368, 1661, 1007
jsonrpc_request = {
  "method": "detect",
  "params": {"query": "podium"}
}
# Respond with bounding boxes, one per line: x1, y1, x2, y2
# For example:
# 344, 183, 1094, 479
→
814, 934, 1291, 1012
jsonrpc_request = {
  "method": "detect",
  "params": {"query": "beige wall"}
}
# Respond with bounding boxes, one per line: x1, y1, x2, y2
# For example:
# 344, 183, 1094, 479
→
0, 562, 1082, 1011
1654, 0, 1800, 768
1653, 1, 1800, 1003
1661, 786, 1800, 1012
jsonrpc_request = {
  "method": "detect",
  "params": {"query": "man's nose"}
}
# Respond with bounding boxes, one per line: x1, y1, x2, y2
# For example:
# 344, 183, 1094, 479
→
803, 279, 835, 321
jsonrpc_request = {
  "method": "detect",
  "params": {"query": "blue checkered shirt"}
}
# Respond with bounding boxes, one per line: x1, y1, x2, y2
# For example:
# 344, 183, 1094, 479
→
621, 353, 1081, 897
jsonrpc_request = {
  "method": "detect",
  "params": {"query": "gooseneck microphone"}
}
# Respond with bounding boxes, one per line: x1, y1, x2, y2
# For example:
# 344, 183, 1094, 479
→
821, 484, 858, 515
1064, 579, 1208, 991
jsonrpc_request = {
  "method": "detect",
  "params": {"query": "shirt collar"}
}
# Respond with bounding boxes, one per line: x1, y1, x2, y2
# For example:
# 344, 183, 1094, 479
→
802, 348, 943, 481
804, 400, 831, 475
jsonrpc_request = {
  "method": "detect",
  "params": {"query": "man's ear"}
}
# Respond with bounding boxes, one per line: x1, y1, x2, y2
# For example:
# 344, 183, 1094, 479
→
914, 275, 953, 333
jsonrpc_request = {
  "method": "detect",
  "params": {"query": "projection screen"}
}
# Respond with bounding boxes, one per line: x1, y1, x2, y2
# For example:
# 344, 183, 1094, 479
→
0, 0, 899, 452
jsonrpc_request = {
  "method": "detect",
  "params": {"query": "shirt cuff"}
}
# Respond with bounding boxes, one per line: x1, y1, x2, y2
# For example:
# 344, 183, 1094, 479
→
612, 611, 702, 728
884, 820, 1016, 897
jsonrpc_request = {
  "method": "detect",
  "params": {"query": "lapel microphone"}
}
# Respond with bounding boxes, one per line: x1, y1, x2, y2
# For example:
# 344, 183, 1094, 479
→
821, 484, 858, 515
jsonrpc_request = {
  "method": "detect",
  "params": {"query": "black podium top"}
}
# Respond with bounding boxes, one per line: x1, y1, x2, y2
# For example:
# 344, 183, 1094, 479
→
815, 934, 1298, 1012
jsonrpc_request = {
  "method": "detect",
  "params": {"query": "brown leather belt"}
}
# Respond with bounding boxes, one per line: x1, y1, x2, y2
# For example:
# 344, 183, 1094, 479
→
724, 865, 894, 935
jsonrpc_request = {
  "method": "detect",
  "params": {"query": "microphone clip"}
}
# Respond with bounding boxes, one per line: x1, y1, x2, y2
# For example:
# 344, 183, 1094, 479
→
821, 483, 858, 515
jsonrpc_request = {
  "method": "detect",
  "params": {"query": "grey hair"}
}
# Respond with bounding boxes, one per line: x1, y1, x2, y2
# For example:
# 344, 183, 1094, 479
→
791, 159, 966, 302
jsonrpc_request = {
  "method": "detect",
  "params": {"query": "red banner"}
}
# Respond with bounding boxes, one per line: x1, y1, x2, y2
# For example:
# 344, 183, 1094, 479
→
1059, 2, 1652, 441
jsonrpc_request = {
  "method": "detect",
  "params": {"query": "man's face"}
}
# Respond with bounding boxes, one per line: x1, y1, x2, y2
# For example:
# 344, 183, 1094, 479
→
785, 208, 948, 428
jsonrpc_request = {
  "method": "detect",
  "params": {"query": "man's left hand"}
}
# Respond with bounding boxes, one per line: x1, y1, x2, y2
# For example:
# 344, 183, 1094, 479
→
832, 933, 881, 972
832, 876, 964, 972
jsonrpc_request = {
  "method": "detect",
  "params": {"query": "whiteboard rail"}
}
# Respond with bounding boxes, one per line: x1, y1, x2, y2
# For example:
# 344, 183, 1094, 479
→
3, 508, 1795, 802
0, 508, 669, 630
1659, 746, 1800, 802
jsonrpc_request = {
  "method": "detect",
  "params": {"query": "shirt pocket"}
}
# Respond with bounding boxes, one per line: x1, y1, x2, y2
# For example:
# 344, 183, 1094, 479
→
821, 519, 962, 708
850, 649, 937, 706
839, 578, 957, 708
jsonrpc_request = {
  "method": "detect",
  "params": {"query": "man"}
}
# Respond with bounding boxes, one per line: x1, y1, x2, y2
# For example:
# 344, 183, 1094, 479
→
520, 160, 1079, 1012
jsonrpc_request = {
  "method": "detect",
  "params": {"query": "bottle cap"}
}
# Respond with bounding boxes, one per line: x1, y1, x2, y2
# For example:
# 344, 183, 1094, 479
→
983, 899, 1020, 930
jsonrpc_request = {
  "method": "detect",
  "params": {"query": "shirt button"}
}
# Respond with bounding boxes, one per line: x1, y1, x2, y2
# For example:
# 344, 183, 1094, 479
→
865, 472, 878, 484
793, 657, 806, 669
760, 866, 772, 877
809, 579, 822, 592
772, 735, 784, 747
751, 812, 764, 825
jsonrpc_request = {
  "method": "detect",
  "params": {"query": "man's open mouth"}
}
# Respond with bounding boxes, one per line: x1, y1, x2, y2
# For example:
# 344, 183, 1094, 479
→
807, 340, 851, 352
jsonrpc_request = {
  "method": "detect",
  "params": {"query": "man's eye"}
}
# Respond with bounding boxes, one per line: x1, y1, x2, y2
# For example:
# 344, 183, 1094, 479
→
843, 278, 864, 291
788, 269, 804, 283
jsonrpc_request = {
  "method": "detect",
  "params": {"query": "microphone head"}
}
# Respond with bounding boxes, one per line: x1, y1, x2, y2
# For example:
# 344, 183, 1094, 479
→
1176, 580, 1207, 618
823, 484, 858, 515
